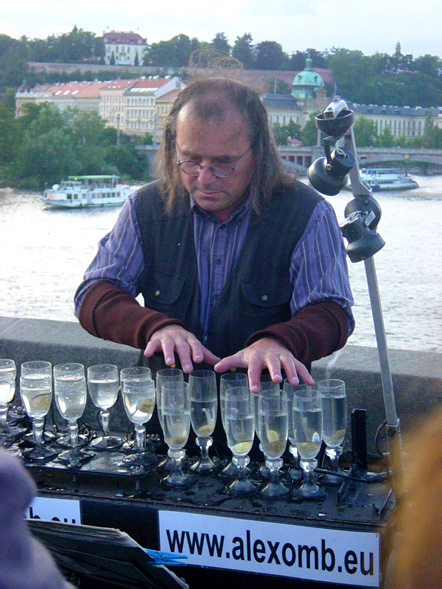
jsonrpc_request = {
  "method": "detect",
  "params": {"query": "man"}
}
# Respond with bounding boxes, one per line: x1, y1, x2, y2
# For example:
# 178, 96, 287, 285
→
75, 77, 354, 393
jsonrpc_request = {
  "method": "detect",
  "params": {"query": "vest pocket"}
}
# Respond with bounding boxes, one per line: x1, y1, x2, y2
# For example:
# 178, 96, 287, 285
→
240, 278, 292, 321
141, 267, 187, 313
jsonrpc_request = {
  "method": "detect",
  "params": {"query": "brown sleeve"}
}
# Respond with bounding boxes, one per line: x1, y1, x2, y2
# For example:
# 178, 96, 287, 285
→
78, 280, 186, 350
245, 300, 350, 365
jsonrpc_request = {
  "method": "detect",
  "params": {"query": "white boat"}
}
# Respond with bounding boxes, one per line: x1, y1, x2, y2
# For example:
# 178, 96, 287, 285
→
43, 175, 133, 209
359, 168, 419, 192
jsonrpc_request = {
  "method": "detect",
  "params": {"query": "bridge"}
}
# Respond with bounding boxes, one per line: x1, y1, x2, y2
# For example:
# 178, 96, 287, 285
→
278, 146, 442, 174
136, 145, 442, 175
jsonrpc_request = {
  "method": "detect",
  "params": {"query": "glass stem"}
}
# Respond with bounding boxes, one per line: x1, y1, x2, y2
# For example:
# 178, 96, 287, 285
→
33, 417, 44, 447
301, 458, 318, 490
266, 457, 282, 484
326, 445, 343, 473
135, 424, 146, 453
0, 406, 8, 428
196, 436, 213, 465
168, 448, 186, 475
289, 444, 299, 463
100, 409, 110, 436
233, 455, 250, 480
68, 421, 79, 448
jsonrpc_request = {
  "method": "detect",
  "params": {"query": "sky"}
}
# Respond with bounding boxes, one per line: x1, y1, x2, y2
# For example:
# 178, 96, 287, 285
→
3, 0, 441, 58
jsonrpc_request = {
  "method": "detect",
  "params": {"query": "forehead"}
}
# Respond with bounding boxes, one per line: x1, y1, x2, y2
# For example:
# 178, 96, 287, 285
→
176, 103, 250, 157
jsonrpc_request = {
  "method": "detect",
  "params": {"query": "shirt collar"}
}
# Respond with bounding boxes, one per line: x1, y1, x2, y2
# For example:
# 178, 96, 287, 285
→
190, 193, 252, 224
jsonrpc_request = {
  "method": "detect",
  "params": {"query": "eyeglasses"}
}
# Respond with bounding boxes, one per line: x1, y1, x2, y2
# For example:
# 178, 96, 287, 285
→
177, 147, 252, 178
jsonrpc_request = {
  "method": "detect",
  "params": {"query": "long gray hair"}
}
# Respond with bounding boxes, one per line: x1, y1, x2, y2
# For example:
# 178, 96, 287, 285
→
155, 77, 295, 213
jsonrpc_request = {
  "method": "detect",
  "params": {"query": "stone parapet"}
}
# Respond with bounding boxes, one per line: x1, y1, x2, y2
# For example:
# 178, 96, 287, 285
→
1, 316, 440, 453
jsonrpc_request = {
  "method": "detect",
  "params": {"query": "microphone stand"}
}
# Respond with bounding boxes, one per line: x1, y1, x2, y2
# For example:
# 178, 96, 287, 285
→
343, 128, 402, 452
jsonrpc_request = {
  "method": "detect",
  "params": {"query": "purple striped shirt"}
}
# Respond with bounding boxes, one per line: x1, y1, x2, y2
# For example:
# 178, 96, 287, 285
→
75, 190, 355, 334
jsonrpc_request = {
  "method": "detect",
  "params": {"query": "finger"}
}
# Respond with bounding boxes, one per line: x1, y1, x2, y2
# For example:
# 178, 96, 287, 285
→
279, 354, 299, 385
294, 361, 315, 386
161, 337, 179, 367
185, 335, 205, 364
247, 361, 264, 394
144, 338, 162, 358
263, 354, 284, 385
174, 340, 194, 373
201, 348, 221, 366
214, 353, 246, 374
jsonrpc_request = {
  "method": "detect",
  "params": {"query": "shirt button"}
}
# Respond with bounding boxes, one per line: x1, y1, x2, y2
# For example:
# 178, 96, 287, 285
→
155, 290, 161, 297
220, 225, 226, 230
261, 294, 269, 301
216, 258, 222, 265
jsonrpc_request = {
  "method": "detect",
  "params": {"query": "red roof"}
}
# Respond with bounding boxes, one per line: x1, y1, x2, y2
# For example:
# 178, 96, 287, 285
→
157, 89, 182, 101
103, 31, 147, 45
101, 79, 137, 91
129, 78, 170, 90
76, 82, 110, 98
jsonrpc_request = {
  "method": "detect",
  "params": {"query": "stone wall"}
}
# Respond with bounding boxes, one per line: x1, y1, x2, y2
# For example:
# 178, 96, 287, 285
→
1, 316, 440, 454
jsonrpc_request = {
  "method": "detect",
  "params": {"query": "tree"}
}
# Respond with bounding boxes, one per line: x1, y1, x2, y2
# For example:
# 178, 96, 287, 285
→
325, 48, 373, 102
1, 88, 17, 110
290, 49, 326, 70
146, 34, 201, 68
301, 111, 321, 146
255, 41, 287, 70
232, 34, 255, 69
211, 33, 230, 55
375, 125, 395, 147
272, 120, 302, 145
0, 105, 21, 177
353, 116, 377, 146
267, 78, 290, 94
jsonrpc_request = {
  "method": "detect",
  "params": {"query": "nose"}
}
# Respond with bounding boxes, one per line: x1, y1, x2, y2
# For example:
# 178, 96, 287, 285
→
198, 165, 217, 184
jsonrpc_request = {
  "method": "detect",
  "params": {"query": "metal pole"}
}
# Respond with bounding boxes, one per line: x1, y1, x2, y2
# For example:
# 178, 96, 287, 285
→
363, 256, 401, 441
344, 129, 402, 447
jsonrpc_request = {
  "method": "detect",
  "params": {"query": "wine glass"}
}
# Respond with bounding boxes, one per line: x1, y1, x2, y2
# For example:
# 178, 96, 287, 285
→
219, 372, 248, 477
258, 388, 289, 497
160, 381, 194, 488
0, 359, 19, 442
155, 368, 184, 469
19, 361, 57, 461
318, 379, 347, 485
224, 387, 257, 495
121, 367, 156, 468
292, 386, 325, 501
283, 380, 305, 483
254, 375, 280, 479
189, 370, 218, 473
54, 363, 91, 467
87, 364, 123, 450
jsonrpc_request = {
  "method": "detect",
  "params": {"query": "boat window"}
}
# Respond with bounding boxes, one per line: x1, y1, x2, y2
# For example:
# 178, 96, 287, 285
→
67, 194, 72, 200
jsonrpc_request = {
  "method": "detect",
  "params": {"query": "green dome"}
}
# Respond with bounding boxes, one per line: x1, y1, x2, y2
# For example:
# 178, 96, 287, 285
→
292, 58, 324, 88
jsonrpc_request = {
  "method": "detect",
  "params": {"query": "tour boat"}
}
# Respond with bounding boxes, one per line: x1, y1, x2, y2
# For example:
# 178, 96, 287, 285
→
42, 175, 133, 209
359, 168, 419, 191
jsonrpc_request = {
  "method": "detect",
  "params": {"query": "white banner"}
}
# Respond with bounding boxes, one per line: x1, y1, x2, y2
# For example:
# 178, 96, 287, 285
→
159, 511, 380, 587
25, 496, 81, 524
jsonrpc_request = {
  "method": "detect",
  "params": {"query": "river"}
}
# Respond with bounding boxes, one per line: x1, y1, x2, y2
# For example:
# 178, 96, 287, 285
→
1, 175, 441, 353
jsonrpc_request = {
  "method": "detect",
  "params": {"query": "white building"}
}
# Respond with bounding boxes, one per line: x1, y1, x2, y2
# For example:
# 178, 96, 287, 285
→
353, 104, 440, 139
124, 77, 185, 136
103, 31, 148, 66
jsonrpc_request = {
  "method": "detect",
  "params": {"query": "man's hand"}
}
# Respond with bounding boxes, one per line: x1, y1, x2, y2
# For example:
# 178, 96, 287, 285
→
214, 337, 314, 393
144, 325, 220, 373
